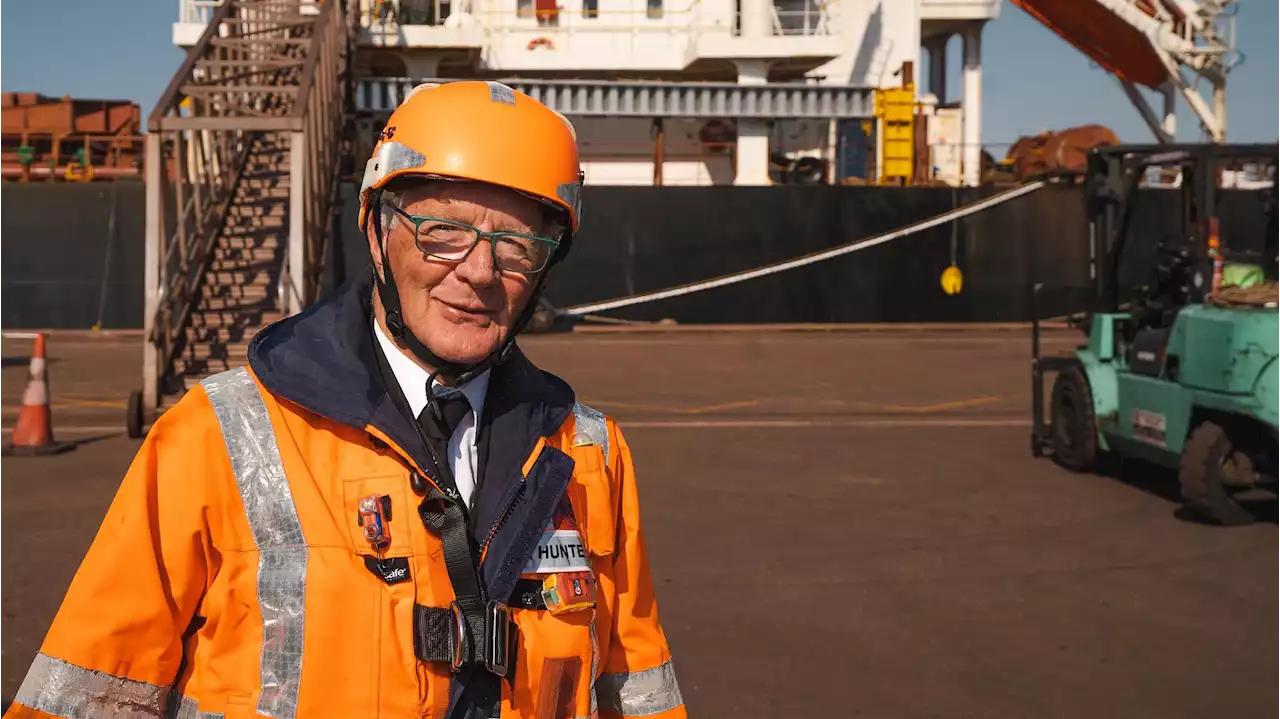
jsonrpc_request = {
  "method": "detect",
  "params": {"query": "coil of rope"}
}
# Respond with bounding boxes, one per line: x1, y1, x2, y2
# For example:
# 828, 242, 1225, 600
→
1207, 282, 1280, 309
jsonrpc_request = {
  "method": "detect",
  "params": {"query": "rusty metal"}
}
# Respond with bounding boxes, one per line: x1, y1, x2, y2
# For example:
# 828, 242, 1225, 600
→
2, 93, 141, 135
142, 0, 357, 416
2, 94, 144, 181
1004, 124, 1120, 180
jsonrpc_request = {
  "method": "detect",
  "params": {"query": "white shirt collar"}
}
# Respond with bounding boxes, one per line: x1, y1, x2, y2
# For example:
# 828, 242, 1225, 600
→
372, 317, 490, 422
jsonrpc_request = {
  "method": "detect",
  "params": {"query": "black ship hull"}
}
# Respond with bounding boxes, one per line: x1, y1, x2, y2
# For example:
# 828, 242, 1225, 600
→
3, 182, 1269, 329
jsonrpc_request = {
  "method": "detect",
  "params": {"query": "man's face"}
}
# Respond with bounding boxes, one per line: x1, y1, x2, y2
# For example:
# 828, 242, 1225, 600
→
369, 181, 552, 366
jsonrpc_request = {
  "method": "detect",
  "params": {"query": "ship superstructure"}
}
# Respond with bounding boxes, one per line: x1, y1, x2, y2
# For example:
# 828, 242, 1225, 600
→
175, 0, 1002, 187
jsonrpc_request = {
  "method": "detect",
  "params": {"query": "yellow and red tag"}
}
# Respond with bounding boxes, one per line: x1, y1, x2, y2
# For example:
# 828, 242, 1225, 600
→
541, 571, 597, 615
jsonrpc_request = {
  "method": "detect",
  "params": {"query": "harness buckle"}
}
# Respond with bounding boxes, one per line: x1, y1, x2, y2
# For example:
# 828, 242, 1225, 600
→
449, 602, 469, 673
445, 601, 512, 677
484, 601, 512, 677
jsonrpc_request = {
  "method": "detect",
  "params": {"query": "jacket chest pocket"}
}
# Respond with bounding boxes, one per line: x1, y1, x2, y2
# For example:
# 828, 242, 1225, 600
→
565, 444, 616, 560
506, 607, 599, 719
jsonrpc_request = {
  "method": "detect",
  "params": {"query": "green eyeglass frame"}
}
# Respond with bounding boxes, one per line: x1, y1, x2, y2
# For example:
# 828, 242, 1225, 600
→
385, 204, 561, 275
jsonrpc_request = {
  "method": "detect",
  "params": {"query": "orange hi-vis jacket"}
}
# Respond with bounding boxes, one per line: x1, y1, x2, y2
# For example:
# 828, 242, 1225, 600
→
6, 275, 685, 719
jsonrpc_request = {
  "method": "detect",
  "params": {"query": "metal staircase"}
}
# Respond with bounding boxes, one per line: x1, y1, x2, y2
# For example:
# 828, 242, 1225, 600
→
131, 0, 357, 436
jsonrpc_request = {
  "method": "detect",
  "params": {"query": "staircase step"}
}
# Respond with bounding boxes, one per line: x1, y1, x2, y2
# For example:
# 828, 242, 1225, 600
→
199, 294, 275, 311
190, 309, 283, 328
173, 355, 245, 378
211, 250, 281, 267
187, 341, 251, 363
212, 246, 280, 262
217, 240, 282, 253
207, 260, 278, 273
233, 188, 291, 200
204, 269, 276, 287
223, 216, 287, 230
201, 283, 272, 299
185, 324, 267, 345
229, 204, 287, 217
239, 179, 290, 191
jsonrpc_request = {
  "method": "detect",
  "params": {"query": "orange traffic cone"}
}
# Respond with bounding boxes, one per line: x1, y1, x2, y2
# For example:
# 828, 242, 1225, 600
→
3, 333, 74, 456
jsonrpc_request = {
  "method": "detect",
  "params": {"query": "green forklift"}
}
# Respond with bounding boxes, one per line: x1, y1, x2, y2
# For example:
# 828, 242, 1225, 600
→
1031, 144, 1278, 525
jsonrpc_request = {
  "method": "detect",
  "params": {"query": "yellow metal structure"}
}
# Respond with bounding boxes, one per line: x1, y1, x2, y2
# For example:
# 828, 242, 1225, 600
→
874, 84, 916, 184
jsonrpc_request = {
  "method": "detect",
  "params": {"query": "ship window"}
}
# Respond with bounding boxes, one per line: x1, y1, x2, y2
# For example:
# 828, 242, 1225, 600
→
518, 0, 533, 18
583, 0, 598, 18
646, 0, 662, 19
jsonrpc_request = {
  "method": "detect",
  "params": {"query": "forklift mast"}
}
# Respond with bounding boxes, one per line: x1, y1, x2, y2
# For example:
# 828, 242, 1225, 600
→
1259, 161, 1280, 278
1084, 144, 1279, 315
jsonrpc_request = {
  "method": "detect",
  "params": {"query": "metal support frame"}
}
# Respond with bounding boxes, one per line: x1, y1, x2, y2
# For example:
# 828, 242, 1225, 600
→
143, 133, 163, 413
287, 131, 307, 316
1119, 79, 1175, 145
1101, 0, 1237, 142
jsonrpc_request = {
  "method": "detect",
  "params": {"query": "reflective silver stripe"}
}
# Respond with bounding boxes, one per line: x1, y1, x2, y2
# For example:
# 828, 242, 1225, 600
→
175, 695, 225, 719
572, 402, 610, 461
12, 652, 167, 718
596, 659, 684, 717
202, 367, 308, 719
487, 80, 517, 105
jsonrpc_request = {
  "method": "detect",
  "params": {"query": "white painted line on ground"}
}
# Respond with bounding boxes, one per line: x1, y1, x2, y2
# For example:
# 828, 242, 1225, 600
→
4, 417, 1033, 436
3, 417, 1031, 437
619, 418, 1031, 429
1, 425, 124, 435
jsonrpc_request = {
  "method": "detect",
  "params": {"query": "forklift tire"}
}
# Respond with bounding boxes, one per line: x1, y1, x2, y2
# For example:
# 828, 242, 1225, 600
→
1179, 421, 1255, 526
1049, 366, 1098, 472
126, 390, 146, 440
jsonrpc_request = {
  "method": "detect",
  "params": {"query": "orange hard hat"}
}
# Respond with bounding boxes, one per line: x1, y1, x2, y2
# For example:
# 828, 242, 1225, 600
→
359, 80, 582, 232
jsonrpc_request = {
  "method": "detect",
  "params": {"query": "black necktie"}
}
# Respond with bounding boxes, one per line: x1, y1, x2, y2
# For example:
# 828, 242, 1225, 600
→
417, 391, 472, 481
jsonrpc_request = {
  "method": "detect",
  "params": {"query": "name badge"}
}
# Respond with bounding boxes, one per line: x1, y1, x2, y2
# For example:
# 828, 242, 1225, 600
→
523, 529, 590, 574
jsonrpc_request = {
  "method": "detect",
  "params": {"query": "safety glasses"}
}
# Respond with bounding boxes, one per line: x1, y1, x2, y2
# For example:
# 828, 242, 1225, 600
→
385, 204, 560, 275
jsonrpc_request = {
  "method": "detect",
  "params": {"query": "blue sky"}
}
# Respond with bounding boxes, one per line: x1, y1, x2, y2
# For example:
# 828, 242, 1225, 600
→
2, 0, 1276, 153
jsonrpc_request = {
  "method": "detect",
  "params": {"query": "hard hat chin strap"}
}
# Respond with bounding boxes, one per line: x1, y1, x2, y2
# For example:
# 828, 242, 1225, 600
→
369, 190, 557, 388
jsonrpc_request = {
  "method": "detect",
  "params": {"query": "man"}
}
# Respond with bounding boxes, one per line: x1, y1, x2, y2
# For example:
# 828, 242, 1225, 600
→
7, 81, 685, 719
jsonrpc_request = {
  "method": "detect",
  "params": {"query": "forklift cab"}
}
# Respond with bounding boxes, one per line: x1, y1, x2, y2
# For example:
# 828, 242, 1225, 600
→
1081, 145, 1278, 377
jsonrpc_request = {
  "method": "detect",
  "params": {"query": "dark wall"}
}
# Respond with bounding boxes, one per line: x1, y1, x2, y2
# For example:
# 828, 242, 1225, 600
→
2, 181, 146, 329
3, 181, 1269, 328
336, 183, 1127, 323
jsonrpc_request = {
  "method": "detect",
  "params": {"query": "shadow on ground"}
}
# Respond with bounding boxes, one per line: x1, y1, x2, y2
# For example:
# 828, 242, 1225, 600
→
1097, 456, 1278, 526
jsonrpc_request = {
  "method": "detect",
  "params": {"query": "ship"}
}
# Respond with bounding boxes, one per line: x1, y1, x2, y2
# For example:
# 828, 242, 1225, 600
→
0, 0, 1262, 430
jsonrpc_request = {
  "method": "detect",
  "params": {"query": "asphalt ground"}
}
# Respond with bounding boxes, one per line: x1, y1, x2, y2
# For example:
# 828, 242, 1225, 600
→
2, 328, 1276, 717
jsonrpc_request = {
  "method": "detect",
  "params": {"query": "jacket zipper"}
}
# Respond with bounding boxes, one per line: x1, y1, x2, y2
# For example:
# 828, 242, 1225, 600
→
479, 479, 526, 561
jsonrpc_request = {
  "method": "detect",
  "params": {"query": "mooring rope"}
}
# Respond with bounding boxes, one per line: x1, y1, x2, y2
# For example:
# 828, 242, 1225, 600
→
558, 180, 1049, 317
1206, 282, 1279, 308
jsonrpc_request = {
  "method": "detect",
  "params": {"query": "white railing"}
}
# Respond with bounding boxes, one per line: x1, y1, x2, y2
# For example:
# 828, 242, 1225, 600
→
769, 0, 832, 36
179, 0, 224, 24
355, 0, 832, 35
180, 0, 320, 24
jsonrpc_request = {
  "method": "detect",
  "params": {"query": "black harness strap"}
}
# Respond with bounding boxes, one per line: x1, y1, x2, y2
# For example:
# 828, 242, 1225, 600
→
369, 332, 496, 677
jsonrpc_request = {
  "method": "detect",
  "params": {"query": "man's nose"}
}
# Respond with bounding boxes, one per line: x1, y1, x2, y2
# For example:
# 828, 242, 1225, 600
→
453, 237, 499, 286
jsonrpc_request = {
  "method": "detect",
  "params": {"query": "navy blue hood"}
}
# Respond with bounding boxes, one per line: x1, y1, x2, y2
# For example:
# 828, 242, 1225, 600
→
247, 270, 577, 504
